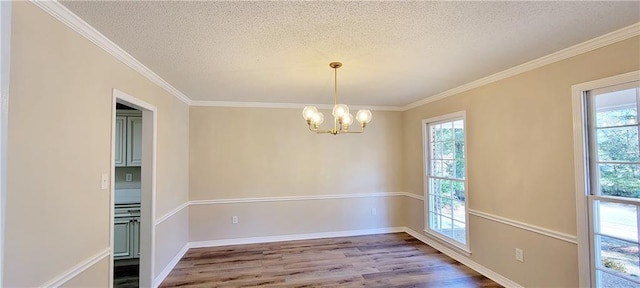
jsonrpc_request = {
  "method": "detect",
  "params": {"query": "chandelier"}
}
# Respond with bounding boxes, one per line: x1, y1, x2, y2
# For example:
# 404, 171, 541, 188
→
302, 62, 372, 135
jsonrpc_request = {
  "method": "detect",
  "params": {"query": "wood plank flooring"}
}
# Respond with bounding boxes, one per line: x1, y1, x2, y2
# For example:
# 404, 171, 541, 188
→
160, 233, 502, 287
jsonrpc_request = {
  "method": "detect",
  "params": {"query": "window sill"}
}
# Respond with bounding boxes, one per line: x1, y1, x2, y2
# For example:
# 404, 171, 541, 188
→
423, 229, 471, 257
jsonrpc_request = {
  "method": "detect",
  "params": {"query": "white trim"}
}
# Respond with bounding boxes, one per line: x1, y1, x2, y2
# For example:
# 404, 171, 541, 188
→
112, 89, 158, 288
155, 202, 188, 226
189, 227, 404, 249
30, 1, 191, 106
404, 193, 425, 201
152, 243, 189, 288
190, 100, 403, 111
41, 248, 111, 288
109, 93, 117, 288
0, 1, 11, 285
46, 227, 520, 288
571, 71, 640, 287
403, 194, 579, 245
31, 3, 638, 112
469, 209, 578, 244
189, 192, 409, 205
404, 228, 523, 288
403, 22, 640, 111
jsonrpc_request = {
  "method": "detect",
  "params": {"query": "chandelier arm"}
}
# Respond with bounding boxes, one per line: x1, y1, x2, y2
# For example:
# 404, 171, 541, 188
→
308, 125, 333, 134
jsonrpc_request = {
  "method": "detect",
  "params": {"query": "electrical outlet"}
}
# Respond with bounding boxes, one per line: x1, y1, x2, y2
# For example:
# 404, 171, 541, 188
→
125, 173, 133, 182
101, 173, 108, 190
232, 216, 238, 224
371, 208, 377, 216
515, 248, 524, 262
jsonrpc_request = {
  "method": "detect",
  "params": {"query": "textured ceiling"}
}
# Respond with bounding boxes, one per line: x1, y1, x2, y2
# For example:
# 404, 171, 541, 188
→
60, 1, 640, 107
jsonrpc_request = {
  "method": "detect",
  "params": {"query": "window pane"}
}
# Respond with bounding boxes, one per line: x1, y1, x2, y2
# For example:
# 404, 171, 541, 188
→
431, 160, 442, 177
595, 88, 638, 127
440, 179, 452, 198
455, 159, 465, 179
430, 179, 452, 198
453, 221, 466, 244
453, 181, 465, 201
432, 215, 453, 237
598, 164, 640, 198
598, 270, 640, 288
429, 178, 439, 195
597, 126, 640, 162
442, 122, 453, 141
433, 124, 442, 141
443, 160, 455, 178
431, 141, 441, 160
433, 196, 452, 217
596, 235, 640, 281
453, 199, 466, 223
598, 201, 638, 243
442, 141, 454, 159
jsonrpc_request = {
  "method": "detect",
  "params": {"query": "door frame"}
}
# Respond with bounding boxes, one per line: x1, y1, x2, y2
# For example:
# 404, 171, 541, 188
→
0, 1, 11, 285
111, 89, 157, 287
571, 70, 640, 287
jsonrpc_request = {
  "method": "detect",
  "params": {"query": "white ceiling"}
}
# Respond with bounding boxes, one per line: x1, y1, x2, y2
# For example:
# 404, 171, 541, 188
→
60, 1, 640, 107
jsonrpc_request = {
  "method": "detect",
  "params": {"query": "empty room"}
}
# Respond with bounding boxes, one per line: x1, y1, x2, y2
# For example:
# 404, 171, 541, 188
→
1, 1, 640, 287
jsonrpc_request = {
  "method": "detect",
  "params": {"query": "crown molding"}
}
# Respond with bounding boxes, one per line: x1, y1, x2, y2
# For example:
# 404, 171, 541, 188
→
30, 0, 192, 106
190, 100, 404, 111
403, 22, 640, 111
30, 1, 638, 111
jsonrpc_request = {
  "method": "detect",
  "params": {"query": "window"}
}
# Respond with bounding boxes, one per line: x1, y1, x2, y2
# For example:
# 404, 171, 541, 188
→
586, 81, 640, 287
423, 112, 468, 252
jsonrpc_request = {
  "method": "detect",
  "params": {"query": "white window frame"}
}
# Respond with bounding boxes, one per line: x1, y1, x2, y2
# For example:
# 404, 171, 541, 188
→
0, 1, 12, 284
422, 111, 470, 253
572, 71, 640, 287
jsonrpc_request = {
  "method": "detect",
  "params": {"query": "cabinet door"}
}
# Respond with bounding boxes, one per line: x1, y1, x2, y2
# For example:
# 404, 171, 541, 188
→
132, 217, 141, 259
113, 218, 132, 260
126, 116, 142, 166
114, 116, 126, 167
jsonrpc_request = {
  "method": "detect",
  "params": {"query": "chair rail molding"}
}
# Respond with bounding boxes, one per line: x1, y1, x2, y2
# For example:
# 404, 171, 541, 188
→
40, 248, 110, 288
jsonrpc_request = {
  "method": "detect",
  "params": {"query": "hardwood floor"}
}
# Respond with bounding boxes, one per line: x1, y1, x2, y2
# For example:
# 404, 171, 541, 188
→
114, 263, 139, 288
160, 233, 502, 287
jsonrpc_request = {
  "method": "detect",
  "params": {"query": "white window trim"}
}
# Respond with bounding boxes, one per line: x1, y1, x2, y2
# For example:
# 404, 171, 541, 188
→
571, 70, 640, 288
0, 1, 11, 285
422, 111, 470, 254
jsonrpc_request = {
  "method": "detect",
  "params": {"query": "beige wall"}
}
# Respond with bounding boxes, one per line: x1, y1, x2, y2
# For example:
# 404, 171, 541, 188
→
190, 107, 404, 199
190, 197, 405, 241
5, 2, 189, 287
60, 258, 109, 288
188, 107, 405, 240
402, 36, 640, 286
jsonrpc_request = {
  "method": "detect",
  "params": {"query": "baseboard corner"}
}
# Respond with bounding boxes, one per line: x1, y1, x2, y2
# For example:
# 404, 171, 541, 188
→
402, 227, 524, 288
152, 242, 190, 288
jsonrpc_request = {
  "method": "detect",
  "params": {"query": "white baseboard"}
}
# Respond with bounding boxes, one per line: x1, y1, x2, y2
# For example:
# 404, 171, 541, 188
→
152, 243, 189, 288
151, 227, 403, 286
152, 226, 521, 288
403, 227, 523, 288
189, 227, 404, 248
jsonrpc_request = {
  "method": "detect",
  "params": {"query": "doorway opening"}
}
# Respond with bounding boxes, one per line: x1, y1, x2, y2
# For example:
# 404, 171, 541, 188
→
111, 89, 156, 288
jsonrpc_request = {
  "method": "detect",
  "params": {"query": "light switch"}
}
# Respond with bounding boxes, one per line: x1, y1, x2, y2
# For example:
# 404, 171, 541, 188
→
126, 173, 133, 182
101, 173, 108, 190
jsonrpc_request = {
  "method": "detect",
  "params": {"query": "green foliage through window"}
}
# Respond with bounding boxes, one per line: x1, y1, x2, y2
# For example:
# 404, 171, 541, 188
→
596, 108, 640, 198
